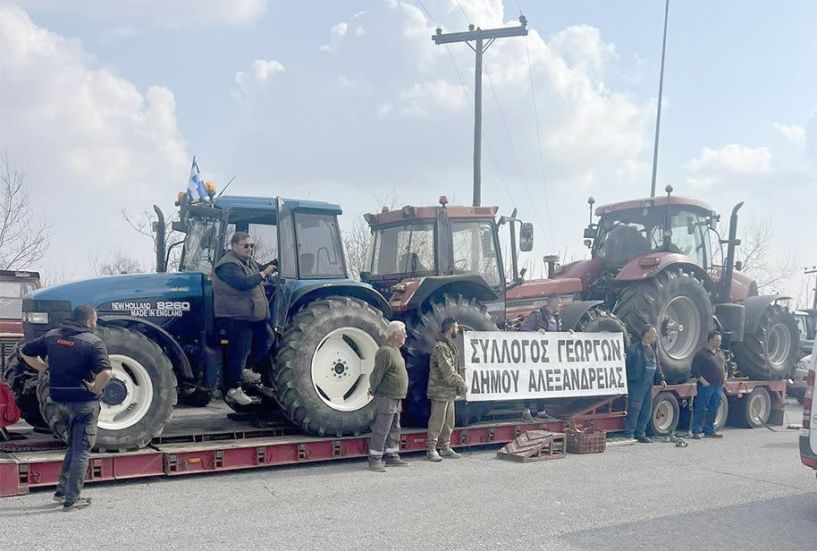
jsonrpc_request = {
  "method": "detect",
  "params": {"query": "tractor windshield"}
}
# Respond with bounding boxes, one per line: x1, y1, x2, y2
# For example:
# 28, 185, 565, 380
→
293, 212, 346, 278
451, 220, 502, 287
369, 223, 435, 277
595, 206, 712, 269
180, 217, 222, 273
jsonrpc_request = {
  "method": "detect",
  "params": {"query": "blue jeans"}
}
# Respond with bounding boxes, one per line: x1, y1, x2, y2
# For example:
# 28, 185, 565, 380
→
624, 377, 654, 438
55, 401, 100, 503
692, 384, 723, 435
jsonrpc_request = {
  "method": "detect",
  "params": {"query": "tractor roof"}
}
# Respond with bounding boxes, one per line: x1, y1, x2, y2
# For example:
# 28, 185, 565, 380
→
368, 205, 498, 226
212, 195, 342, 214
595, 195, 714, 217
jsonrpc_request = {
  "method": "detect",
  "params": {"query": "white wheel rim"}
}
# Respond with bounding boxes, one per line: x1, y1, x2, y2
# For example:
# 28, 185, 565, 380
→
749, 392, 770, 425
99, 354, 154, 431
660, 296, 701, 361
311, 327, 379, 412
766, 323, 791, 368
653, 399, 675, 433
714, 396, 727, 429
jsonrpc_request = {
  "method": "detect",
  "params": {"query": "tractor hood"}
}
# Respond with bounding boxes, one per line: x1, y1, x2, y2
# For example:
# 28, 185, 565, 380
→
552, 258, 603, 292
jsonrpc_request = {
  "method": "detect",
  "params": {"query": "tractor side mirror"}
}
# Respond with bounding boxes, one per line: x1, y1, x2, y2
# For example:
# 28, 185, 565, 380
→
583, 226, 596, 239
519, 223, 534, 252
172, 221, 189, 233
734, 260, 743, 272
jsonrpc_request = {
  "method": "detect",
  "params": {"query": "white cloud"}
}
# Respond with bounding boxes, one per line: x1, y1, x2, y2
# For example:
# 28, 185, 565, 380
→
234, 59, 285, 96
549, 25, 617, 77
354, 25, 365, 37
0, 5, 188, 276
21, 0, 268, 28
773, 123, 806, 145
387, 80, 469, 117
319, 22, 348, 54
685, 144, 774, 188
99, 25, 142, 42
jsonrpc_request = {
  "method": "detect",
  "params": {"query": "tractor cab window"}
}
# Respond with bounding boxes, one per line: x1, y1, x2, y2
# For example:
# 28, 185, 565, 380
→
451, 221, 501, 287
180, 217, 222, 273
369, 223, 435, 276
0, 281, 36, 319
294, 212, 346, 278
222, 222, 278, 266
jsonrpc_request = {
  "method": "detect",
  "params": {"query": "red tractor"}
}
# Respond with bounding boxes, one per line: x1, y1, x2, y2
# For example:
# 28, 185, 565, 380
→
554, 186, 799, 383
361, 197, 626, 424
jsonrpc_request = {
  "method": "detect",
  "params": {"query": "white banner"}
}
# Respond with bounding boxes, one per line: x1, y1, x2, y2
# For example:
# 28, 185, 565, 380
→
463, 331, 628, 402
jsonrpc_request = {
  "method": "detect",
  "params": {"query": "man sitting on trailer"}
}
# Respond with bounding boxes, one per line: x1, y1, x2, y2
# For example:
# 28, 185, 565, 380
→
520, 295, 563, 333
212, 231, 276, 406
623, 324, 667, 443
367, 321, 410, 472
691, 330, 726, 439
20, 304, 112, 510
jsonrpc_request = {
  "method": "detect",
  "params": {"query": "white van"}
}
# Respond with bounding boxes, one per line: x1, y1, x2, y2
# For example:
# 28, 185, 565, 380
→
800, 339, 817, 473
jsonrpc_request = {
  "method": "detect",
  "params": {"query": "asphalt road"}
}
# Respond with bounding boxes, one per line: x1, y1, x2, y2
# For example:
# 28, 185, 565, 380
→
1, 402, 815, 551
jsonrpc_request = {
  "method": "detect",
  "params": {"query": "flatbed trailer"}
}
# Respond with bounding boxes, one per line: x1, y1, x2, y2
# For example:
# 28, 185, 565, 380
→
0, 378, 786, 498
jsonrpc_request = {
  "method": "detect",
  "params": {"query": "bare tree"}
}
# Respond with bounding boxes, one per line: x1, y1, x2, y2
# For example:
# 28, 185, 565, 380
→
121, 207, 182, 271
0, 153, 48, 270
90, 250, 143, 276
342, 218, 371, 281
735, 216, 797, 292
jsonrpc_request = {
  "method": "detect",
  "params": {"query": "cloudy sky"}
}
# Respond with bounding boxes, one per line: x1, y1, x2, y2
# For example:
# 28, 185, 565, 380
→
1, 0, 815, 303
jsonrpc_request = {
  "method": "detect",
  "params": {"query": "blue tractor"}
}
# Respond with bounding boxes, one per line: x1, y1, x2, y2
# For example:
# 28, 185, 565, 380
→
7, 191, 390, 451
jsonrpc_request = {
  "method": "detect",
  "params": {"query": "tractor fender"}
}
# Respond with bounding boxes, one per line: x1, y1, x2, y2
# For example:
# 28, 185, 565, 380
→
560, 300, 605, 331
390, 275, 499, 314
615, 254, 711, 288
741, 295, 792, 334
99, 315, 195, 382
289, 282, 391, 318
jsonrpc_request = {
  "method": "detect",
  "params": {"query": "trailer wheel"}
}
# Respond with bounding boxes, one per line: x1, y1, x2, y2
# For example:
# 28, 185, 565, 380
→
733, 305, 799, 380
714, 392, 729, 431
274, 297, 388, 437
37, 326, 177, 451
730, 386, 771, 428
404, 295, 497, 426
3, 349, 48, 429
614, 268, 713, 383
649, 392, 679, 436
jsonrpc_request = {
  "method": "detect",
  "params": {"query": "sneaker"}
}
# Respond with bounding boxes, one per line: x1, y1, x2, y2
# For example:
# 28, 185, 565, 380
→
636, 436, 652, 444
63, 497, 91, 510
426, 449, 443, 462
368, 457, 386, 472
439, 447, 463, 459
692, 433, 703, 440
226, 387, 253, 406
242, 369, 262, 384
385, 454, 410, 467
52, 492, 66, 503
705, 433, 724, 439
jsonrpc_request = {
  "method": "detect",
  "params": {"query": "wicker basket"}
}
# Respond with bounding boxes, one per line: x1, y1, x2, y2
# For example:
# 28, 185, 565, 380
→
566, 429, 606, 454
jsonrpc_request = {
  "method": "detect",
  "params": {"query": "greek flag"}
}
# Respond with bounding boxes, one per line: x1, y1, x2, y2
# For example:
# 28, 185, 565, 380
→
187, 156, 207, 202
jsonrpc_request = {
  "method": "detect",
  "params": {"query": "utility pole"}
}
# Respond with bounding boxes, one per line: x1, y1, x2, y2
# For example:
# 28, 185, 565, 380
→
433, 16, 528, 206
650, 0, 670, 198
806, 266, 817, 309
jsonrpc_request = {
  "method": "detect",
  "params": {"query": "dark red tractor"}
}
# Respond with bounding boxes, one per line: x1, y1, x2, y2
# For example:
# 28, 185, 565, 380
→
554, 186, 799, 383
361, 197, 626, 424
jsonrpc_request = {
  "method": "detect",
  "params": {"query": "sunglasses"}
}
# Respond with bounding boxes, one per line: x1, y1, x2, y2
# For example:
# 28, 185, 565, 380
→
241, 243, 256, 249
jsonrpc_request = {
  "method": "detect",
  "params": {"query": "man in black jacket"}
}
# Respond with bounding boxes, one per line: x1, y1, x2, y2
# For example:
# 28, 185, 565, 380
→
21, 305, 112, 510
623, 324, 667, 443
212, 231, 276, 405
691, 330, 726, 439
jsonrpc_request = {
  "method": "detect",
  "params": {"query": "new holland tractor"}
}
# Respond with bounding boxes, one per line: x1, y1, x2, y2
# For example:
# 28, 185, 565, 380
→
553, 186, 799, 383
361, 196, 627, 424
6, 189, 391, 451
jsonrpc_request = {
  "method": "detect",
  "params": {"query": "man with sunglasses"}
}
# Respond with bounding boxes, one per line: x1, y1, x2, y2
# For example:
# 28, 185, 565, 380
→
213, 231, 277, 405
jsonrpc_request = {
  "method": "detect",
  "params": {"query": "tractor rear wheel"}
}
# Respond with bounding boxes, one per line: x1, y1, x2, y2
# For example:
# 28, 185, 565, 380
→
615, 268, 713, 383
37, 326, 177, 451
732, 304, 799, 380
274, 297, 388, 437
3, 349, 48, 429
403, 295, 497, 426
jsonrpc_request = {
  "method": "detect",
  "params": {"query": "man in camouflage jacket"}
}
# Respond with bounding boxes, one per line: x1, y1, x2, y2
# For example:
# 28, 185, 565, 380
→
426, 317, 467, 461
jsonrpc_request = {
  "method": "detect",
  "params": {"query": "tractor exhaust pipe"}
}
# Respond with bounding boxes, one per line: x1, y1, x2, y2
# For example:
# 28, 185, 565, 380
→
719, 201, 744, 303
153, 205, 167, 273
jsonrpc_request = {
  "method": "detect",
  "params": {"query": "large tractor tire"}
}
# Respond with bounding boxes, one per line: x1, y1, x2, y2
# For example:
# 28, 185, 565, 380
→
37, 326, 177, 452
403, 295, 498, 427
3, 349, 48, 429
615, 268, 714, 384
732, 304, 799, 380
274, 297, 388, 437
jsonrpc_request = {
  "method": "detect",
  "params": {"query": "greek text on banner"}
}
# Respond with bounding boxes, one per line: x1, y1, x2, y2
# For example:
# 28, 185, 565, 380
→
463, 331, 628, 402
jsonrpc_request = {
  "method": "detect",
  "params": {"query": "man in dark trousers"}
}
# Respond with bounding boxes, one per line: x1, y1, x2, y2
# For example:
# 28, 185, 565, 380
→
426, 317, 467, 462
623, 324, 667, 443
21, 305, 112, 510
691, 330, 726, 439
520, 295, 562, 332
212, 231, 276, 405
367, 321, 410, 472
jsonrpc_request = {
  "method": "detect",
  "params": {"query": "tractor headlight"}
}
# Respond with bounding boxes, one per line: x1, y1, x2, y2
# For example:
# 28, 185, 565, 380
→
24, 312, 49, 324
